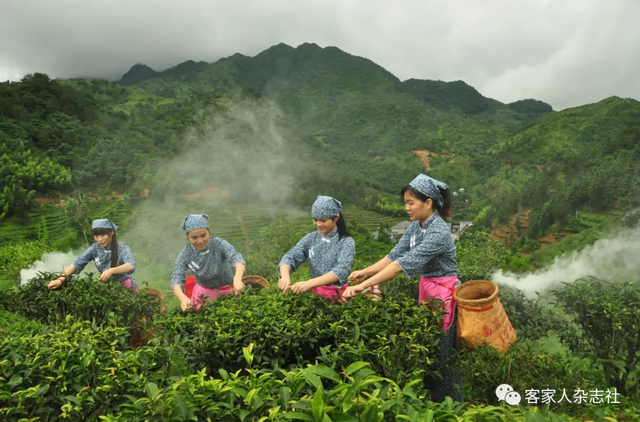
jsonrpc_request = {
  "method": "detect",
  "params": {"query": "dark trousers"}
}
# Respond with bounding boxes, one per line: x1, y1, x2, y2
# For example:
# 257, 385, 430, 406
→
424, 306, 464, 402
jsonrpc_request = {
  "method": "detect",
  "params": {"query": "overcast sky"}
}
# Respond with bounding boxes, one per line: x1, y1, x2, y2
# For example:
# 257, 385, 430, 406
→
1, 0, 638, 110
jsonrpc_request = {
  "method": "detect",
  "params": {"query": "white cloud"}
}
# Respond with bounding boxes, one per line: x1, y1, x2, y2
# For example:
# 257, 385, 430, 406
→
0, 0, 638, 109
481, 0, 640, 108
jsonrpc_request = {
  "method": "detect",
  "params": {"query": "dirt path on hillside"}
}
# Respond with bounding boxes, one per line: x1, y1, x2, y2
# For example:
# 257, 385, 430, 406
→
412, 150, 439, 170
182, 186, 230, 198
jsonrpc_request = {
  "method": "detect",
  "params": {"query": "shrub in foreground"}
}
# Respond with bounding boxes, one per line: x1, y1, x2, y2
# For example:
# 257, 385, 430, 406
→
0, 272, 163, 328
159, 286, 446, 386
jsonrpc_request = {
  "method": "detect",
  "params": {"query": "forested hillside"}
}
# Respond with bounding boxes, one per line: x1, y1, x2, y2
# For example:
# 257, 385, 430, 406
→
1, 42, 639, 266
2, 41, 640, 421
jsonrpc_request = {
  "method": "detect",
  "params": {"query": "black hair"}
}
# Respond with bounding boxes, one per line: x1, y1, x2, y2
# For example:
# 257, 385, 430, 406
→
335, 212, 351, 239
401, 184, 453, 220
92, 228, 118, 267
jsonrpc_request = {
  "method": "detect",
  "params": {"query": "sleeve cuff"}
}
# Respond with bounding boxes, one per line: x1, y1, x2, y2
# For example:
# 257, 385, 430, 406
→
394, 259, 416, 280
330, 270, 348, 284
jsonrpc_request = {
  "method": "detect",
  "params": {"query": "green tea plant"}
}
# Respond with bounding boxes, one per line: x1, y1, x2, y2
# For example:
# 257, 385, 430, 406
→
553, 277, 640, 399
97, 345, 593, 422
456, 230, 508, 281
0, 316, 172, 421
458, 344, 599, 410
0, 272, 162, 328
498, 286, 573, 342
158, 286, 446, 386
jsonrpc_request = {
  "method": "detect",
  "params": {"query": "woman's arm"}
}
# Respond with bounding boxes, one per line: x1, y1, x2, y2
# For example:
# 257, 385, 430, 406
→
290, 272, 339, 294
349, 228, 411, 282
47, 264, 77, 289
343, 261, 403, 298
170, 248, 192, 311
172, 284, 191, 311
109, 263, 135, 274
233, 262, 247, 294
278, 234, 311, 291
98, 263, 135, 282
349, 256, 391, 283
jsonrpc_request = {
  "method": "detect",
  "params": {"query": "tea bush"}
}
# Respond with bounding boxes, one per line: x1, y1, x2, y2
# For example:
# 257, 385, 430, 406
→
158, 286, 447, 386
2, 272, 639, 420
0, 309, 43, 337
0, 272, 163, 328
0, 332, 591, 421
97, 351, 591, 422
0, 240, 48, 282
0, 316, 172, 421
498, 286, 573, 341
379, 273, 420, 303
553, 277, 640, 399
458, 344, 602, 411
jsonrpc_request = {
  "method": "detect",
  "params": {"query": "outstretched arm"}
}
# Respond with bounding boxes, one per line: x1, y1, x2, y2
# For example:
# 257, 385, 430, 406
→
343, 261, 403, 298
47, 264, 78, 289
278, 234, 311, 292
290, 271, 339, 294
232, 262, 246, 294
170, 249, 192, 311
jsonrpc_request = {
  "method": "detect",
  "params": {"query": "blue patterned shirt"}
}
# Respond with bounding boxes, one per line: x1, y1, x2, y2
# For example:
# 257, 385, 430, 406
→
386, 213, 457, 280
72, 241, 136, 283
278, 228, 355, 287
171, 238, 246, 291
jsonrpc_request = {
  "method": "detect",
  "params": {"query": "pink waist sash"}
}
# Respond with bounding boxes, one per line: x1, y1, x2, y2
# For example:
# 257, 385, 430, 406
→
191, 282, 234, 310
419, 275, 458, 331
121, 278, 138, 292
311, 284, 348, 301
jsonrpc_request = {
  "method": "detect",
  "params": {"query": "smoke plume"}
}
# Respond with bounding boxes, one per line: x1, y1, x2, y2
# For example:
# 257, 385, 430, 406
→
491, 225, 640, 298
18, 97, 309, 288
19, 249, 99, 284
114, 97, 308, 289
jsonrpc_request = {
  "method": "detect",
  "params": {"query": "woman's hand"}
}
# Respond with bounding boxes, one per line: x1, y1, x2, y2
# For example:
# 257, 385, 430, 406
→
98, 269, 114, 282
278, 276, 291, 292
348, 269, 369, 284
47, 277, 64, 290
233, 278, 246, 295
180, 296, 192, 312
290, 281, 312, 294
342, 283, 366, 298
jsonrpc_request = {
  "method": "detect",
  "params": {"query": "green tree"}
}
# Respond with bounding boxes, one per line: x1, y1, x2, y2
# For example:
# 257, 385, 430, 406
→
61, 192, 92, 246
0, 139, 70, 220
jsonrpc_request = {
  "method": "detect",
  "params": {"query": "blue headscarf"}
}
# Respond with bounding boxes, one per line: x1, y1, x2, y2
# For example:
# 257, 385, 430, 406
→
409, 174, 448, 208
180, 214, 209, 233
311, 196, 342, 219
92, 218, 118, 231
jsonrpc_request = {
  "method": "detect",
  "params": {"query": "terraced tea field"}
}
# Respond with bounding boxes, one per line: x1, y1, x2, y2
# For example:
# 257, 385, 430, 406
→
0, 198, 135, 247
341, 205, 405, 231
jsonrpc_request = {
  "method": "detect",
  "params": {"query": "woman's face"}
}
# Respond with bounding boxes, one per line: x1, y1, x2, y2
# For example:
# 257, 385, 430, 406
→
404, 190, 433, 222
313, 216, 338, 236
94, 231, 113, 249
188, 228, 210, 250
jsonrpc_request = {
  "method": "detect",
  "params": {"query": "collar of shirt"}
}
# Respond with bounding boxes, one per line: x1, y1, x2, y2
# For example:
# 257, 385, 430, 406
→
418, 213, 438, 232
189, 242, 211, 254
319, 227, 339, 243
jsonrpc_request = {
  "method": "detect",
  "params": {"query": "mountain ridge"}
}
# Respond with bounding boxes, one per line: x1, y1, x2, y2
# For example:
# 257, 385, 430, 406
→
116, 42, 553, 120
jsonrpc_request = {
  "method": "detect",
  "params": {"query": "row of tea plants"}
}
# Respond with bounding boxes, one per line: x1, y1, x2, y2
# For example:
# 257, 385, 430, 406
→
1, 272, 639, 420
